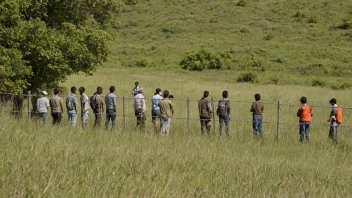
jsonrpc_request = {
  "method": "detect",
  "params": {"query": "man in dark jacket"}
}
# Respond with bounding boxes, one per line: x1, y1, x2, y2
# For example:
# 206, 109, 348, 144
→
198, 91, 212, 136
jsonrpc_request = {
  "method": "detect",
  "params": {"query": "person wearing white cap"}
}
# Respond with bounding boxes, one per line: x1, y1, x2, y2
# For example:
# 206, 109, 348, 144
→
36, 90, 50, 125
134, 88, 146, 128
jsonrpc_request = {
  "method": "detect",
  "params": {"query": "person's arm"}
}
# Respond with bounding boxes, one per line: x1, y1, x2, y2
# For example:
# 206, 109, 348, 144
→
310, 107, 313, 117
227, 101, 231, 115
261, 103, 264, 113
297, 107, 303, 117
198, 101, 201, 116
250, 102, 254, 112
74, 96, 78, 112
46, 98, 50, 108
170, 102, 174, 118
113, 96, 117, 112
142, 97, 146, 112
60, 98, 64, 115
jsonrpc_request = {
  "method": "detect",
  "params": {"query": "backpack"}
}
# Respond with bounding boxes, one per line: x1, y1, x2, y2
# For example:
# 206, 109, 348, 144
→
336, 107, 343, 124
90, 94, 98, 112
217, 100, 228, 117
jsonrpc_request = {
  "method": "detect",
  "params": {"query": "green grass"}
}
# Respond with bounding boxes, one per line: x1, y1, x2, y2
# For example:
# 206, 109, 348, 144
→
108, 0, 352, 88
1, 68, 352, 196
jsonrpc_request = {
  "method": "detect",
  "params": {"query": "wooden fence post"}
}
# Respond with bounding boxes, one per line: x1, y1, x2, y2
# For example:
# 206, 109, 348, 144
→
123, 96, 126, 130
187, 97, 190, 134
28, 91, 31, 121
212, 98, 216, 135
277, 100, 281, 141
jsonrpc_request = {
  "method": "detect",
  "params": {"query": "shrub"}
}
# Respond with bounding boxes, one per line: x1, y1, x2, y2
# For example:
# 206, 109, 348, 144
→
337, 19, 352, 29
331, 83, 351, 90
236, 0, 246, 7
237, 72, 258, 83
180, 49, 228, 71
311, 79, 326, 87
124, 0, 138, 5
129, 59, 154, 67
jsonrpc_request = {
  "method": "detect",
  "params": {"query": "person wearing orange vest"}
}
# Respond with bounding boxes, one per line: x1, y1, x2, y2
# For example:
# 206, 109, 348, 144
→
297, 97, 313, 143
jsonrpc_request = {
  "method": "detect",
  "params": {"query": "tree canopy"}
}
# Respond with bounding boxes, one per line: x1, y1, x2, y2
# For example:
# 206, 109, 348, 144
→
0, 0, 120, 93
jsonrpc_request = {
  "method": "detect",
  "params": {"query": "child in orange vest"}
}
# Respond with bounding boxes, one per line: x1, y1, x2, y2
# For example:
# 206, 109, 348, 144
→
297, 97, 313, 143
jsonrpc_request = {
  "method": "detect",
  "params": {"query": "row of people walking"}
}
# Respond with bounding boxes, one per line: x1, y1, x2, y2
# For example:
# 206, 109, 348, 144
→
36, 85, 343, 143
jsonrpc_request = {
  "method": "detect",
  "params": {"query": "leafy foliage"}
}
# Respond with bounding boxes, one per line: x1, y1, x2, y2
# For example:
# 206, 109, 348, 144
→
237, 72, 258, 83
0, 0, 120, 93
180, 49, 231, 71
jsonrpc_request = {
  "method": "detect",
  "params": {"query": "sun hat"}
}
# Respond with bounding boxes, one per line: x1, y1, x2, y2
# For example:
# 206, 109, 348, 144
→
41, 91, 48, 95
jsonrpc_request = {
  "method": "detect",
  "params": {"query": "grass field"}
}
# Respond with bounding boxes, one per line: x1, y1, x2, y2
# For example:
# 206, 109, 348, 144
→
1, 67, 352, 197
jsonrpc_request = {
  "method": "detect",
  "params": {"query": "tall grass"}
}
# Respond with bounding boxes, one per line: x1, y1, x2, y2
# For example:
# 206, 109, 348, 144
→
1, 68, 352, 196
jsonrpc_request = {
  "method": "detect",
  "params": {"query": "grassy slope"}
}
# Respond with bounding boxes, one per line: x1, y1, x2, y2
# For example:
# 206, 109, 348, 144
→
109, 0, 352, 87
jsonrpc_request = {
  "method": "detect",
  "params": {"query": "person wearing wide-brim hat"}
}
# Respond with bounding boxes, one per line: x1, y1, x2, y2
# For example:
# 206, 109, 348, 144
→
36, 90, 50, 125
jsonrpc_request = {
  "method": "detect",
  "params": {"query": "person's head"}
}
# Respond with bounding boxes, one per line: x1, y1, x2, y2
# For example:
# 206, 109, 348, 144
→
163, 90, 169, 98
54, 88, 60, 95
79, 87, 85, 94
330, 98, 337, 105
169, 95, 174, 100
254, 93, 261, 101
135, 81, 139, 87
139, 88, 144, 95
222, 90, 228, 98
300, 96, 307, 104
109, 86, 115, 93
155, 88, 161, 95
203, 91, 209, 99
97, 86, 103, 94
71, 86, 77, 94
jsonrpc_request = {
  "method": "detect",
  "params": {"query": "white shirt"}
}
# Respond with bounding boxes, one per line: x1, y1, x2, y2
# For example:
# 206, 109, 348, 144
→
37, 95, 50, 113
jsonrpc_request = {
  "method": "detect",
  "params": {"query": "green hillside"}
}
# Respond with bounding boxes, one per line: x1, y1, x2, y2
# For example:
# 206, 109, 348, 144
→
108, 0, 352, 88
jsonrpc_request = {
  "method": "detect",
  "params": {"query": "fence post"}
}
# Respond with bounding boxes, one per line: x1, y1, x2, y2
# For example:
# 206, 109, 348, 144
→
212, 98, 216, 135
123, 96, 126, 131
187, 97, 190, 134
277, 100, 280, 141
28, 91, 31, 121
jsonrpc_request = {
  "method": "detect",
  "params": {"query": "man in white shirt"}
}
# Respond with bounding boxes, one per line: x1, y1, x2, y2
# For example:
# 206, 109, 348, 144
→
134, 88, 146, 128
79, 87, 89, 129
36, 90, 50, 125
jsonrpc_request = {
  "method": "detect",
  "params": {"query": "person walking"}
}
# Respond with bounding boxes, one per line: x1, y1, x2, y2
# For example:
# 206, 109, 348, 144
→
93, 87, 104, 129
159, 90, 174, 136
152, 88, 163, 132
132, 81, 140, 96
198, 91, 212, 136
217, 91, 231, 137
66, 86, 78, 127
36, 90, 50, 125
49, 88, 64, 126
296, 96, 312, 143
79, 87, 89, 129
134, 88, 146, 128
105, 86, 117, 131
250, 93, 264, 139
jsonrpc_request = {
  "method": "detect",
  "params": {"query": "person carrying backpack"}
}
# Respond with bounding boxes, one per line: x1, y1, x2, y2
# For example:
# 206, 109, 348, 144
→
92, 86, 104, 129
328, 98, 342, 144
250, 93, 264, 139
217, 91, 231, 137
296, 97, 312, 143
198, 91, 212, 136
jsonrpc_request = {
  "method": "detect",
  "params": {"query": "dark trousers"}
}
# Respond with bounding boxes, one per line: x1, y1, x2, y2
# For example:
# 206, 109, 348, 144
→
51, 113, 62, 126
94, 112, 102, 129
200, 116, 211, 136
219, 116, 230, 136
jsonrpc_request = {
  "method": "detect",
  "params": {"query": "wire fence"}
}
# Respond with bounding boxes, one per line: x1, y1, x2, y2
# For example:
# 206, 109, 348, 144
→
1, 91, 352, 140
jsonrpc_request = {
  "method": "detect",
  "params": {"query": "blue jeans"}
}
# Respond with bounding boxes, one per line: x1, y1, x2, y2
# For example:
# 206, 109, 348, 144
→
253, 115, 263, 138
219, 116, 230, 136
329, 121, 338, 143
68, 111, 77, 127
105, 109, 116, 131
299, 122, 310, 142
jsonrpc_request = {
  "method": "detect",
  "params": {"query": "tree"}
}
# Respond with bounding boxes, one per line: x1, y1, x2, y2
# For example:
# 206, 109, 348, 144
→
0, 0, 120, 93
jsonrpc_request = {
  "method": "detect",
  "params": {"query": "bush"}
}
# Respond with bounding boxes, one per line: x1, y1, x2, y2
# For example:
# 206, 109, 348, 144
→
337, 19, 352, 29
124, 0, 138, 5
311, 79, 326, 87
129, 59, 154, 67
236, 0, 246, 7
180, 49, 229, 71
331, 83, 351, 90
237, 72, 258, 83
